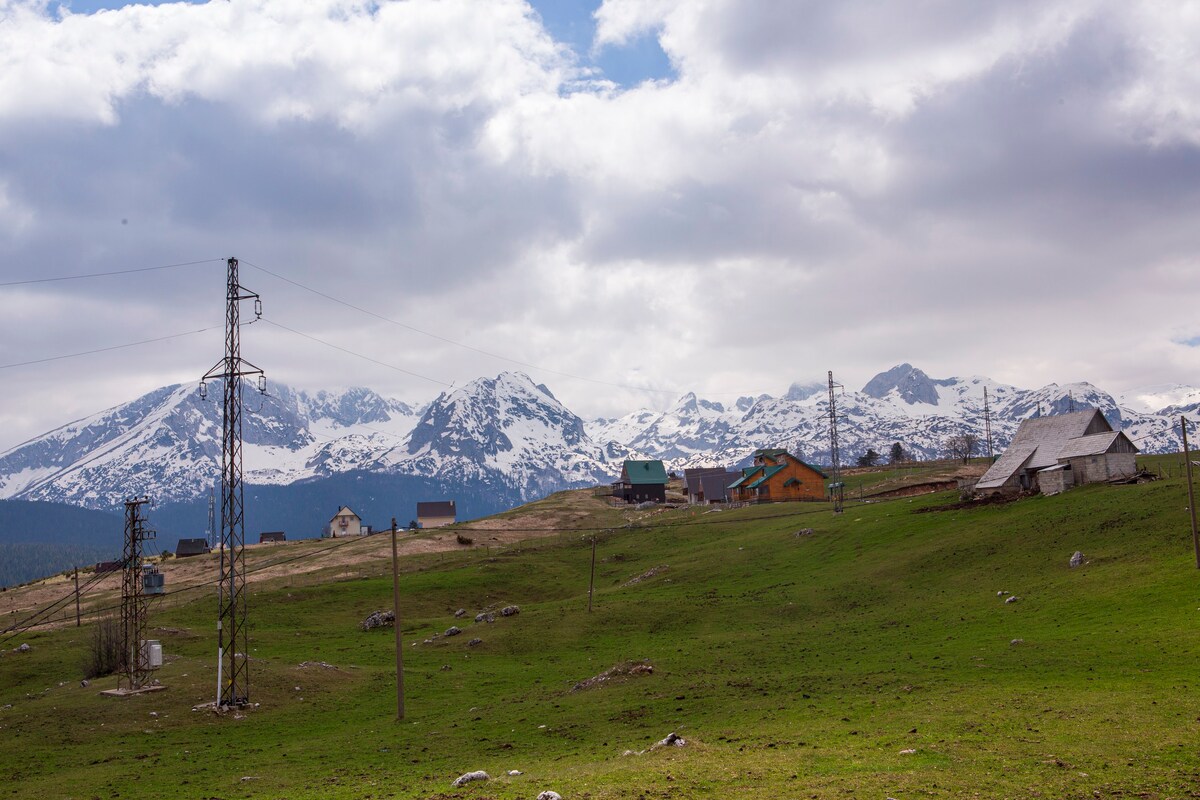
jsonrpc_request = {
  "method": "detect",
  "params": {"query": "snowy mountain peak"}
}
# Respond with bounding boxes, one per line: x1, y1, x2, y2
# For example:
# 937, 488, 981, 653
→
861, 363, 944, 406
784, 381, 825, 402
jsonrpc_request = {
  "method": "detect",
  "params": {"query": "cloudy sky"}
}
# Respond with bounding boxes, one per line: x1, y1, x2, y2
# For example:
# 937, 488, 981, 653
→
1, 0, 1198, 451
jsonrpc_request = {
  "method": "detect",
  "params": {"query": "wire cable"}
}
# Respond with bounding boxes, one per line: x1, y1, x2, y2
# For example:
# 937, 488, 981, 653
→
242, 259, 688, 397
258, 317, 453, 387
0, 258, 223, 287
0, 325, 222, 371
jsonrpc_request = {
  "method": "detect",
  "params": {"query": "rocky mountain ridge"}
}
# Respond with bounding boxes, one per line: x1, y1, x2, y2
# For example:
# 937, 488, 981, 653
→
0, 364, 1192, 514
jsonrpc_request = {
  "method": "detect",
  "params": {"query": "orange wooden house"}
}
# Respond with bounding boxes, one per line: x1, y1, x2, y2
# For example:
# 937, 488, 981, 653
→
728, 449, 827, 503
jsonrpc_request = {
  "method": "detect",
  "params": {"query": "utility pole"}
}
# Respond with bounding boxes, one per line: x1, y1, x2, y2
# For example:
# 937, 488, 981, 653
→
390, 517, 405, 720
983, 386, 994, 461
588, 535, 598, 612
1068, 391, 1076, 414
827, 370, 844, 513
73, 566, 81, 627
200, 257, 265, 708
1182, 417, 1199, 569
119, 497, 154, 691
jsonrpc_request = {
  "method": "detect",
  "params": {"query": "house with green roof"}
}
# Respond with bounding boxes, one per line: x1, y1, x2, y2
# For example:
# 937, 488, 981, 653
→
612, 459, 669, 504
729, 449, 827, 504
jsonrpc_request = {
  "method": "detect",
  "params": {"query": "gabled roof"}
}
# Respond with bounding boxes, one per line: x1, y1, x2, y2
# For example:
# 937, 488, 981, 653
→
330, 506, 359, 522
683, 466, 730, 494
620, 460, 668, 485
746, 465, 786, 489
418, 500, 457, 518
977, 409, 1133, 489
696, 472, 737, 500
1057, 431, 1129, 459
728, 466, 764, 489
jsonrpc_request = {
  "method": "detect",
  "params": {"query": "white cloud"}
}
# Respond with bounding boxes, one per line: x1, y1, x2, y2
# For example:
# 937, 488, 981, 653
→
0, 0, 1198, 449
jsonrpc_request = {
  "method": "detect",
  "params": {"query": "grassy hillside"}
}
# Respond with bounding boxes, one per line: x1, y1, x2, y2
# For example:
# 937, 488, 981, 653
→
2, 474, 1199, 798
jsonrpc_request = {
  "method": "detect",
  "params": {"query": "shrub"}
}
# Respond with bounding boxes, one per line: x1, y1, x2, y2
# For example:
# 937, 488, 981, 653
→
83, 616, 123, 679
456, 534, 474, 546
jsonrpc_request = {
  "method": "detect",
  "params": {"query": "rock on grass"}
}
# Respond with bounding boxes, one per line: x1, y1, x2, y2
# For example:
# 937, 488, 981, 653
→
452, 770, 489, 787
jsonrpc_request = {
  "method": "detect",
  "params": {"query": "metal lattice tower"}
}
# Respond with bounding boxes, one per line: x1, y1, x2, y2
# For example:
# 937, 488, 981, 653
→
827, 370, 844, 513
119, 497, 154, 691
201, 257, 264, 707
206, 486, 215, 549
983, 386, 994, 461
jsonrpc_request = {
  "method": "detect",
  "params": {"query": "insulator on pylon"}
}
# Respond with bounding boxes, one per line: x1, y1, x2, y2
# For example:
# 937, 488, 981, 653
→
257, 375, 267, 394
254, 298, 263, 318
199, 380, 207, 400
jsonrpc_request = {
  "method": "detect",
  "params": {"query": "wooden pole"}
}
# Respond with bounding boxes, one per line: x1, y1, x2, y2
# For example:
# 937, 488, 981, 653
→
1182, 418, 1199, 569
73, 566, 81, 627
391, 517, 405, 719
588, 535, 597, 613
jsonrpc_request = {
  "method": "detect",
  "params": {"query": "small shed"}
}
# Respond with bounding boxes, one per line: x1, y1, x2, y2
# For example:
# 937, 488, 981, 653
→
176, 538, 211, 558
612, 460, 669, 504
328, 506, 364, 537
259, 531, 286, 544
417, 500, 457, 528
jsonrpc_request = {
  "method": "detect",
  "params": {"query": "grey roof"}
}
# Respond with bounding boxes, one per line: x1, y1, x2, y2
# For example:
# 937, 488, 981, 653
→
696, 471, 738, 501
683, 466, 730, 494
418, 500, 457, 518
977, 410, 1134, 489
1057, 431, 1125, 459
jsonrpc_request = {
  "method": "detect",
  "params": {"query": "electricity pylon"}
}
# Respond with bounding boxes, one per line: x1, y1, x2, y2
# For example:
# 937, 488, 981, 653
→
200, 257, 264, 708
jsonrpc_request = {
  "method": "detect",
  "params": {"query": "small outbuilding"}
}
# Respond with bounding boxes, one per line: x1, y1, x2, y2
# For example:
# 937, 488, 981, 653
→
612, 460, 669, 503
328, 506, 364, 537
417, 500, 457, 528
259, 531, 286, 544
976, 409, 1138, 495
175, 538, 211, 558
728, 449, 828, 503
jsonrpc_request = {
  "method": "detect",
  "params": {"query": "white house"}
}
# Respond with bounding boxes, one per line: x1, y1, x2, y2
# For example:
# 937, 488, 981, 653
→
328, 506, 364, 537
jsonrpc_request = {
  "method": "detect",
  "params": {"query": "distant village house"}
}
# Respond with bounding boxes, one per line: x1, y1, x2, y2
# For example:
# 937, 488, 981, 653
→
728, 449, 827, 503
327, 506, 364, 537
417, 500, 457, 528
175, 538, 211, 558
259, 531, 286, 544
683, 466, 738, 504
612, 460, 668, 504
976, 409, 1138, 495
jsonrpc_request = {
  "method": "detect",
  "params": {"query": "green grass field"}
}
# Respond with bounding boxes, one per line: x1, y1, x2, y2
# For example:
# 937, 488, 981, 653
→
3, 472, 1200, 799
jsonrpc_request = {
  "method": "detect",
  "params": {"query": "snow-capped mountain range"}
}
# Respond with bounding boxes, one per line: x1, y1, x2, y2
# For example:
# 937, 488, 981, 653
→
0, 364, 1194, 513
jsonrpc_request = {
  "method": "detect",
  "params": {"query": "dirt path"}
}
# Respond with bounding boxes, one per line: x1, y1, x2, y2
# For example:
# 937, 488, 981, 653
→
1, 489, 628, 635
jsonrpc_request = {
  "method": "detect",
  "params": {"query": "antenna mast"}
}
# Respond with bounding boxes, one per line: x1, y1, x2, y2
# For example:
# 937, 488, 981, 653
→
827, 370, 844, 513
200, 257, 265, 708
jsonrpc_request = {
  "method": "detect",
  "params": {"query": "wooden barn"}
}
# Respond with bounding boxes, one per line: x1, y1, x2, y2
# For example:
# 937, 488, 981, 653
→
327, 506, 364, 537
728, 449, 828, 503
976, 409, 1138, 495
417, 500, 457, 528
612, 460, 668, 503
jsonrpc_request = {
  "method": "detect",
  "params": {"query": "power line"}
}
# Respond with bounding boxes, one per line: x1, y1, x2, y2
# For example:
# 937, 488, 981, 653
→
242, 259, 689, 397
0, 258, 222, 287
259, 317, 453, 388
0, 326, 222, 371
